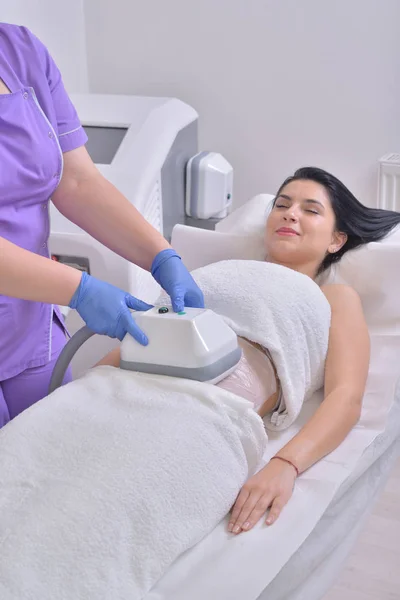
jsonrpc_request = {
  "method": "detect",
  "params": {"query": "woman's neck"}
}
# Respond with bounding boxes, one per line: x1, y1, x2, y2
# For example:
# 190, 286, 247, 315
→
265, 257, 318, 280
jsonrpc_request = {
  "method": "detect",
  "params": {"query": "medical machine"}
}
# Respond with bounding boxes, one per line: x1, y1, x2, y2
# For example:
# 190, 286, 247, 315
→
48, 307, 242, 394
49, 94, 233, 375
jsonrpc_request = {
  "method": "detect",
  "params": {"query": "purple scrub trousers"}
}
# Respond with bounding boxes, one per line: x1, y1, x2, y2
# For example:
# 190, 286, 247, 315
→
0, 23, 88, 426
0, 317, 72, 427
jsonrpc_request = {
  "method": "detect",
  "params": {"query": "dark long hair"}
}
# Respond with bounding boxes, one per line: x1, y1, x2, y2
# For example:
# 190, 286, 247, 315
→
275, 167, 400, 273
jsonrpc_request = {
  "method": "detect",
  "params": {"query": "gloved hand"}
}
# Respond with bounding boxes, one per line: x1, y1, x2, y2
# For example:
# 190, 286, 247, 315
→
69, 272, 152, 345
151, 249, 205, 312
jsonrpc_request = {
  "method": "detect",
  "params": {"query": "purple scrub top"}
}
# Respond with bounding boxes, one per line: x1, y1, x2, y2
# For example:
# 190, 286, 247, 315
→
0, 23, 88, 380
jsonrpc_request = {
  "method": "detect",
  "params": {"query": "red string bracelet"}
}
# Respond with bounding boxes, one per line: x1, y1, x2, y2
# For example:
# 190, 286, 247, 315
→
271, 455, 300, 477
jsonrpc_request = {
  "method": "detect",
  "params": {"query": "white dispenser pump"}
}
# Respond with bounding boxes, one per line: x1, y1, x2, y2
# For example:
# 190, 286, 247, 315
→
186, 151, 233, 220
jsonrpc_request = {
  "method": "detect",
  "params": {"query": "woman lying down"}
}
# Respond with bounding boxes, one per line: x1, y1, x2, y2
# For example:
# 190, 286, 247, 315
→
96, 166, 399, 535
2, 167, 400, 600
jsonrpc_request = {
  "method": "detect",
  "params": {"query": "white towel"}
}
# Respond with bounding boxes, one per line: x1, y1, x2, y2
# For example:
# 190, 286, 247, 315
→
190, 260, 332, 430
0, 366, 266, 600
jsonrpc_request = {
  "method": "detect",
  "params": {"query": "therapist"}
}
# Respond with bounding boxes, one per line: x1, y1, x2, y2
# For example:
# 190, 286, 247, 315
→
0, 23, 204, 427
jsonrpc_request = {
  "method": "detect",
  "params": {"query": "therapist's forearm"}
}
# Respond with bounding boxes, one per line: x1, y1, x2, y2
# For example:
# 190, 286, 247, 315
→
53, 173, 171, 271
275, 389, 361, 475
0, 236, 81, 305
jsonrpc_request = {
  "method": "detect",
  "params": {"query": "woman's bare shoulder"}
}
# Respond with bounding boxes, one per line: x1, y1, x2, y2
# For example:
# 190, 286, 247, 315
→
320, 283, 362, 309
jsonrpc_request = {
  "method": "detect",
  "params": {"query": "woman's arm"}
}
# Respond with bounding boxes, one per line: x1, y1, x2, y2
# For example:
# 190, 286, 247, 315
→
52, 146, 170, 272
229, 284, 370, 534
274, 284, 370, 471
0, 235, 81, 304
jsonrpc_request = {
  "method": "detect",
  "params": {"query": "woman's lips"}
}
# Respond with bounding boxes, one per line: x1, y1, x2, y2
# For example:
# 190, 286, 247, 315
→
276, 228, 299, 236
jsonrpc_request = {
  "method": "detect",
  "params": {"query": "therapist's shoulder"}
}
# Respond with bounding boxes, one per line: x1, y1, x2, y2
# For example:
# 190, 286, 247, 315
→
0, 23, 41, 54
0, 23, 55, 81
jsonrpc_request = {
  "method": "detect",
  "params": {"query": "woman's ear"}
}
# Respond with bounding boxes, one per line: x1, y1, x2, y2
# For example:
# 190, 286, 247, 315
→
328, 231, 347, 254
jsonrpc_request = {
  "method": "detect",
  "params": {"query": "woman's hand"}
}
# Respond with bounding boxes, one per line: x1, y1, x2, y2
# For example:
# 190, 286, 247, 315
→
228, 458, 297, 534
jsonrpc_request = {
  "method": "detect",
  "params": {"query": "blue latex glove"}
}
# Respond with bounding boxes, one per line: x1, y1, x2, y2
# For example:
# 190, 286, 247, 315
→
69, 272, 152, 345
151, 249, 205, 312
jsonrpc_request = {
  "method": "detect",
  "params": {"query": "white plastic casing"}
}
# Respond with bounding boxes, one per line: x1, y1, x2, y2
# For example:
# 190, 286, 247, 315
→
186, 151, 233, 219
120, 306, 240, 383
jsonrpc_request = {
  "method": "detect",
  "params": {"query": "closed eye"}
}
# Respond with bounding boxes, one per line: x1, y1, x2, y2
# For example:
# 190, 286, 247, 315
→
276, 204, 318, 214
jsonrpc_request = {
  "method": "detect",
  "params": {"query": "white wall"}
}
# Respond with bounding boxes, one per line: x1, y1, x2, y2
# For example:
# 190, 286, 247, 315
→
84, 0, 400, 208
0, 0, 88, 92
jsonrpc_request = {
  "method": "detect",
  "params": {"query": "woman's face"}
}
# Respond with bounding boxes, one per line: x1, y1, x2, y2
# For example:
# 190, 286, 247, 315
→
265, 179, 346, 276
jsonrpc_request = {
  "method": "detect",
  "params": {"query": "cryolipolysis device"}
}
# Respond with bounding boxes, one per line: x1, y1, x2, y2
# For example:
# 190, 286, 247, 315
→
49, 306, 241, 393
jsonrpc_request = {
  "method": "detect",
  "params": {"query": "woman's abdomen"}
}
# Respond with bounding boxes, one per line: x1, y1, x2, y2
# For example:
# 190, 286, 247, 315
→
216, 338, 278, 413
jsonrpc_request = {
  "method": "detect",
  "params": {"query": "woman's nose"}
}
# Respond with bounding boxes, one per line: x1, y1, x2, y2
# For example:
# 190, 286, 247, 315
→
283, 212, 298, 222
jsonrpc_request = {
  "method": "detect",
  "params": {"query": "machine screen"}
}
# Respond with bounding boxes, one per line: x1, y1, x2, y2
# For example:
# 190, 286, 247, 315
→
83, 126, 128, 164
